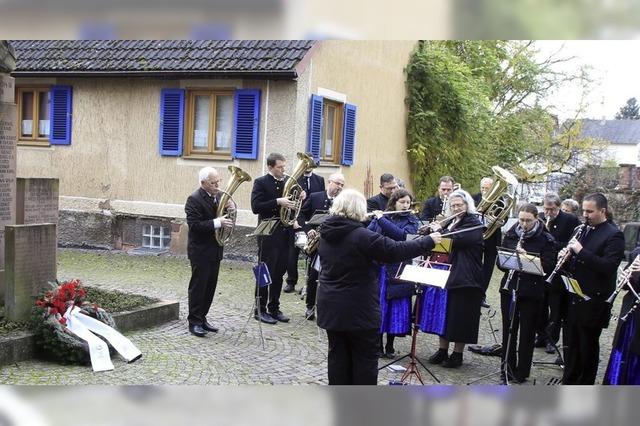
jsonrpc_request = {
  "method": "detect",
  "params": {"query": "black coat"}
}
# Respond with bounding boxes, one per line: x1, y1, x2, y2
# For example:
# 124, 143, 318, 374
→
442, 213, 484, 290
565, 220, 625, 328
626, 248, 640, 354
317, 216, 436, 331
185, 187, 222, 260
250, 174, 288, 221
366, 193, 390, 212
420, 196, 444, 221
498, 220, 557, 300
297, 173, 325, 194
541, 210, 582, 250
299, 190, 333, 231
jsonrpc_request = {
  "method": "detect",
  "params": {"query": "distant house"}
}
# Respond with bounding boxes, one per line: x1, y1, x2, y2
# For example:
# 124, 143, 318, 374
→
579, 118, 640, 166
10, 40, 417, 253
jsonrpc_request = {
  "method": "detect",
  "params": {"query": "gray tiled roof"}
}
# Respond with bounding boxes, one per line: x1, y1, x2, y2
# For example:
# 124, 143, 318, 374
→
10, 40, 315, 78
580, 118, 640, 145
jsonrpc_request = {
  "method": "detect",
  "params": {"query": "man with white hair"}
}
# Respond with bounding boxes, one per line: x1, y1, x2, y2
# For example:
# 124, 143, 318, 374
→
298, 172, 346, 319
185, 167, 234, 337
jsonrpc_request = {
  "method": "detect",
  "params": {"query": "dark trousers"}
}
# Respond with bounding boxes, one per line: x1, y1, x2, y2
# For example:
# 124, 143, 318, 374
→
305, 259, 319, 310
562, 321, 603, 385
286, 230, 300, 286
500, 292, 541, 380
547, 288, 569, 346
188, 254, 222, 326
327, 328, 380, 385
256, 226, 289, 314
535, 288, 551, 343
481, 241, 498, 293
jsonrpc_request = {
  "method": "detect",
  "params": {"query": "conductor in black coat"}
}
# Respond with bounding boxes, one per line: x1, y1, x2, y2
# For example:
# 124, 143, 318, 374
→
250, 153, 300, 324
420, 175, 455, 221
185, 167, 234, 337
561, 193, 625, 385
366, 173, 397, 212
317, 189, 442, 385
284, 168, 325, 293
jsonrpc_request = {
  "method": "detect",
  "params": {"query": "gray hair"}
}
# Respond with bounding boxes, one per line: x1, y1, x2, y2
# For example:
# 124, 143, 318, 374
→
329, 189, 367, 222
543, 192, 561, 207
561, 198, 579, 213
449, 189, 477, 215
480, 177, 493, 186
198, 167, 218, 184
328, 172, 345, 183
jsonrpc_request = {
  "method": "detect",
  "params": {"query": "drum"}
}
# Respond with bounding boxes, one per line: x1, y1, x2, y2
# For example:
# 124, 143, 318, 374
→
294, 231, 308, 249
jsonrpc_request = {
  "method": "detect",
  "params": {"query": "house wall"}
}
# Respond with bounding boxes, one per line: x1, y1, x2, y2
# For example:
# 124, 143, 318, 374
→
604, 143, 639, 166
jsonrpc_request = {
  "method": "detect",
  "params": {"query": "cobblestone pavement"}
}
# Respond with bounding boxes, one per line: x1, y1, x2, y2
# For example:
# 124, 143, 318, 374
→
0, 248, 621, 385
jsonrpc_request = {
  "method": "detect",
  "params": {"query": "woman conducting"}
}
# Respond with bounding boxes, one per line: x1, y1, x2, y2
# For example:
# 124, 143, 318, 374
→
316, 189, 441, 385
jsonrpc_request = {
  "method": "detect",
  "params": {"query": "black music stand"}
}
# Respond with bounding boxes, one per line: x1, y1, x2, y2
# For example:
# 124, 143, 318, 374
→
467, 247, 543, 385
378, 262, 448, 385
236, 219, 279, 350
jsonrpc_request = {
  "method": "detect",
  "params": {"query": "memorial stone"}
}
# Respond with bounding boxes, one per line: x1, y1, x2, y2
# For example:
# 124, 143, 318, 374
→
16, 178, 59, 225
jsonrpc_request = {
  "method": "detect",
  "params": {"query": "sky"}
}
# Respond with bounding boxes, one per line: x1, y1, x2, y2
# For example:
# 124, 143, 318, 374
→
535, 40, 640, 122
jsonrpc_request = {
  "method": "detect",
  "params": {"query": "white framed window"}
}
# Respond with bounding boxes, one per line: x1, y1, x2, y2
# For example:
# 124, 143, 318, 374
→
142, 224, 171, 249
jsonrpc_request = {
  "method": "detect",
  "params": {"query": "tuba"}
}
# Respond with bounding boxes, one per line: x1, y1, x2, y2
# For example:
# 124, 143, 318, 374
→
280, 152, 317, 226
215, 165, 252, 246
476, 166, 519, 239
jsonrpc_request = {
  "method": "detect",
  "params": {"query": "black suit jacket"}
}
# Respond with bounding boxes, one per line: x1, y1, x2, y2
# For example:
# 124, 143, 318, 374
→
566, 220, 625, 327
541, 210, 582, 250
299, 191, 333, 232
366, 193, 390, 212
297, 173, 325, 194
251, 174, 288, 221
185, 187, 223, 260
420, 196, 443, 221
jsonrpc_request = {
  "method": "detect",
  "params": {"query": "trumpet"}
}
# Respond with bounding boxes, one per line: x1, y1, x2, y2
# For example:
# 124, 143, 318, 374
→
545, 224, 588, 285
417, 210, 464, 234
606, 255, 640, 304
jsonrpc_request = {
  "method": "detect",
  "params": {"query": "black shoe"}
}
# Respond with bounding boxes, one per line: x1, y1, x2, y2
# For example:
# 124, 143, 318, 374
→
202, 321, 219, 333
554, 355, 564, 366
255, 311, 277, 324
269, 310, 290, 323
428, 349, 449, 364
442, 351, 463, 368
481, 298, 491, 309
534, 336, 547, 348
189, 324, 206, 337
384, 347, 396, 359
283, 284, 295, 293
545, 342, 556, 354
468, 343, 503, 357
305, 308, 316, 320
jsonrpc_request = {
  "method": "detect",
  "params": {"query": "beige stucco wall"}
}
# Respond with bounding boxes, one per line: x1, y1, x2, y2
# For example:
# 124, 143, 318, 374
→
306, 40, 418, 196
15, 40, 417, 229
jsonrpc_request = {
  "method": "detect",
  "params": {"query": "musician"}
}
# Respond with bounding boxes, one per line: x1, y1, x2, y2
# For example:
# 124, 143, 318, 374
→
420, 176, 455, 222
561, 193, 625, 385
284, 167, 325, 294
536, 193, 582, 354
498, 203, 557, 383
298, 172, 345, 320
185, 167, 234, 337
472, 176, 501, 308
603, 246, 640, 384
366, 173, 397, 212
561, 198, 580, 216
367, 188, 420, 358
250, 153, 298, 325
317, 189, 442, 385
426, 189, 484, 368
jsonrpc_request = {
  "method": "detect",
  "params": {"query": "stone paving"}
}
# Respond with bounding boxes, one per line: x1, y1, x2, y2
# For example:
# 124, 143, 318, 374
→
0, 248, 621, 385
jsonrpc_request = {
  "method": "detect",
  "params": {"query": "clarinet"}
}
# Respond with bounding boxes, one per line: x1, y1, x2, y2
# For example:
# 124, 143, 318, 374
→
545, 224, 587, 285
620, 297, 640, 322
607, 255, 640, 304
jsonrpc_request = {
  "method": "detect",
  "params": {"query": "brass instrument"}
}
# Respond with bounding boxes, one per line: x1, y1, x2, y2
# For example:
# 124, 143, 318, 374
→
545, 224, 587, 285
607, 255, 640, 304
302, 231, 320, 256
476, 166, 519, 239
418, 210, 464, 235
214, 165, 252, 246
280, 152, 317, 226
437, 183, 461, 220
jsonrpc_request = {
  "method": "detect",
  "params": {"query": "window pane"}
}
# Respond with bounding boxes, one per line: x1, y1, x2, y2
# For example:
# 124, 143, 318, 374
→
193, 95, 210, 149
21, 91, 34, 137
215, 95, 233, 151
324, 105, 335, 157
153, 237, 161, 247
143, 224, 151, 235
143, 236, 151, 247
38, 91, 50, 137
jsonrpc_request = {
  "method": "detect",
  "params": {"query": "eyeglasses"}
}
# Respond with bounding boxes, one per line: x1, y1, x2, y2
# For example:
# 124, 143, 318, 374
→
330, 181, 345, 187
518, 218, 535, 223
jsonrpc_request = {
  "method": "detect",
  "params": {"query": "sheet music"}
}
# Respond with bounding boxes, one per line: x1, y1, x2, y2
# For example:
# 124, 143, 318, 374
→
497, 249, 544, 276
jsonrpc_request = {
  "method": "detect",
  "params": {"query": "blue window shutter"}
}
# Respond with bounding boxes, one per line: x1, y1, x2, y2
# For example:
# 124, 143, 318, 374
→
232, 89, 261, 159
308, 94, 323, 163
49, 86, 72, 145
341, 103, 356, 166
159, 89, 185, 156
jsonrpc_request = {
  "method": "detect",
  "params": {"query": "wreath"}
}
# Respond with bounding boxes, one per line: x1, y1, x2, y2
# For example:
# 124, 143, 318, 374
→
30, 279, 116, 365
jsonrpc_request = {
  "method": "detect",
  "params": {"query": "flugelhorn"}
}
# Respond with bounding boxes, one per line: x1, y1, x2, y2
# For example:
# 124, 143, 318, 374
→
280, 152, 317, 226
545, 224, 587, 285
215, 165, 252, 246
